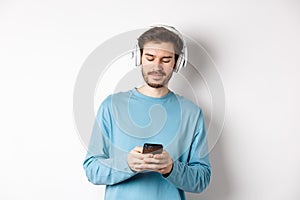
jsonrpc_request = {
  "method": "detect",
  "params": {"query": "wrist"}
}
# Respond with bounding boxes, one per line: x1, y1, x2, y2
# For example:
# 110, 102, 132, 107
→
162, 162, 174, 178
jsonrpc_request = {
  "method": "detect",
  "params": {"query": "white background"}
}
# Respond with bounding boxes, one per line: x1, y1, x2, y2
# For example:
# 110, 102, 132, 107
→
1, 0, 300, 199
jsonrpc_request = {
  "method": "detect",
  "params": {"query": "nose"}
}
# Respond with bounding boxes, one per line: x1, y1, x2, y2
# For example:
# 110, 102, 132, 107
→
152, 59, 163, 69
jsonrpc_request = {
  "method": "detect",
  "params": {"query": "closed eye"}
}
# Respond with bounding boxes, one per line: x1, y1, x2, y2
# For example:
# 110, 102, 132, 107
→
146, 57, 154, 61
162, 59, 171, 63
145, 53, 155, 61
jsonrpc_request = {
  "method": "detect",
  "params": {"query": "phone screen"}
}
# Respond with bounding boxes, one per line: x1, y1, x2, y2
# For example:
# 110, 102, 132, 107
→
142, 143, 163, 154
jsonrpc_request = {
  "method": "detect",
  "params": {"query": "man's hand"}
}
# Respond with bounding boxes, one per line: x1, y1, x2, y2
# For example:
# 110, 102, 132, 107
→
127, 146, 152, 172
127, 146, 173, 175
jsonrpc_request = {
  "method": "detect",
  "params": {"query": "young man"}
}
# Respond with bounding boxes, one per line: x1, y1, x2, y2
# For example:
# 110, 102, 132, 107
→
83, 26, 211, 200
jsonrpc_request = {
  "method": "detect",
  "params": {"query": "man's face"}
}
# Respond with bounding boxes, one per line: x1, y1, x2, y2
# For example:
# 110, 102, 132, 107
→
141, 41, 176, 88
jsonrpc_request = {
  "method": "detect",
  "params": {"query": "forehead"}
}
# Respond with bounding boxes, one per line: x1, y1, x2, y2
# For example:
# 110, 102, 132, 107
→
142, 41, 175, 55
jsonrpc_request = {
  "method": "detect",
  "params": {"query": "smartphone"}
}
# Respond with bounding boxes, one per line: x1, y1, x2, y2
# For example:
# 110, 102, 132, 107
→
142, 143, 163, 154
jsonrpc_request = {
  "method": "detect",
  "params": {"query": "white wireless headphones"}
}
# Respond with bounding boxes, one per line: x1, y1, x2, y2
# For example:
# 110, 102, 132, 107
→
132, 25, 188, 73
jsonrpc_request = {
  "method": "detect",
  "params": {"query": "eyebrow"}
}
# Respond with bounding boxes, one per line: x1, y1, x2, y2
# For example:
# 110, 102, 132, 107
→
144, 53, 173, 59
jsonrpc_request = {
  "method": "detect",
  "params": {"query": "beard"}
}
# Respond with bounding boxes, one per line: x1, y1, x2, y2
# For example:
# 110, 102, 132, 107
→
141, 68, 173, 88
147, 82, 164, 88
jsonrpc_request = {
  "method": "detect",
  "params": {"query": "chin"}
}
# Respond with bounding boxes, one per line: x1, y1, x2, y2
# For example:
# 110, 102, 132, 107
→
147, 82, 164, 88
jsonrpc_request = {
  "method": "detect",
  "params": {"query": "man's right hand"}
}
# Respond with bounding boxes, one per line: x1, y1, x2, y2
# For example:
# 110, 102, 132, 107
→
127, 146, 154, 172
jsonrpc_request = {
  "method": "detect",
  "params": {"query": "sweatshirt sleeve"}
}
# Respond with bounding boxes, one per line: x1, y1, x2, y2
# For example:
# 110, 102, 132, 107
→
83, 97, 136, 185
164, 110, 211, 193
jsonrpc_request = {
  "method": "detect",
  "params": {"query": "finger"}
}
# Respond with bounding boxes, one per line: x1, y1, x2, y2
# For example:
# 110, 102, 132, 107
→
130, 152, 154, 161
153, 151, 172, 164
142, 163, 168, 171
128, 157, 146, 172
131, 146, 143, 153
143, 157, 162, 164
131, 157, 145, 165
130, 147, 152, 159
130, 163, 144, 172
134, 161, 164, 172
128, 154, 143, 167
153, 150, 169, 158
133, 164, 146, 170
128, 154, 154, 168
153, 154, 165, 159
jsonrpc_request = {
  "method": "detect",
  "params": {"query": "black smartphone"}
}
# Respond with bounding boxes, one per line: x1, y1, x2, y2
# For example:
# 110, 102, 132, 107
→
142, 143, 163, 154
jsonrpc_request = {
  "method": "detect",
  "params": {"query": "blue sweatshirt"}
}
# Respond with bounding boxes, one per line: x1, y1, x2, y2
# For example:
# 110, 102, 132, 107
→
83, 88, 211, 200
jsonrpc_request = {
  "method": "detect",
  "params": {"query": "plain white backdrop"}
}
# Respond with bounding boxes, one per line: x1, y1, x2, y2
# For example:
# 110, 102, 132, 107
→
1, 0, 300, 199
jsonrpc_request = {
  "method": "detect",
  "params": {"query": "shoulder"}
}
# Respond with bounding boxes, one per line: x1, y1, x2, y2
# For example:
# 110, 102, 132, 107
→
101, 90, 133, 106
97, 90, 136, 115
173, 92, 202, 113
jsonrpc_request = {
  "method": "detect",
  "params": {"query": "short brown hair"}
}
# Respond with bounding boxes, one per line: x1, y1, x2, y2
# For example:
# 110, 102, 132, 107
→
137, 26, 184, 62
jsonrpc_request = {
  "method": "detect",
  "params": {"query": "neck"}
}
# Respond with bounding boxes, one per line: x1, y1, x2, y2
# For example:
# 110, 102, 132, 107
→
137, 84, 170, 98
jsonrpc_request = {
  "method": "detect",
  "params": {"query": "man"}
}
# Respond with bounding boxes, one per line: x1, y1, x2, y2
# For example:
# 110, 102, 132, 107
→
83, 25, 211, 200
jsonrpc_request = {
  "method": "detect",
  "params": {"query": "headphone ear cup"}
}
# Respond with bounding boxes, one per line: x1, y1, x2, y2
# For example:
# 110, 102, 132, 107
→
133, 44, 141, 67
136, 47, 141, 66
174, 53, 184, 72
132, 44, 141, 67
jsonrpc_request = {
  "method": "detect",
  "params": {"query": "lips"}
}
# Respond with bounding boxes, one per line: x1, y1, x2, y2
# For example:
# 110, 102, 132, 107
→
148, 71, 166, 76
150, 73, 163, 77
149, 73, 164, 80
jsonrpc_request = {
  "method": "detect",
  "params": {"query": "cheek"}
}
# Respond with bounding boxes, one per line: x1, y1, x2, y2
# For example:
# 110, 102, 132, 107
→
161, 65, 174, 75
141, 66, 150, 75
141, 58, 151, 67
166, 61, 176, 71
165, 67, 174, 74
